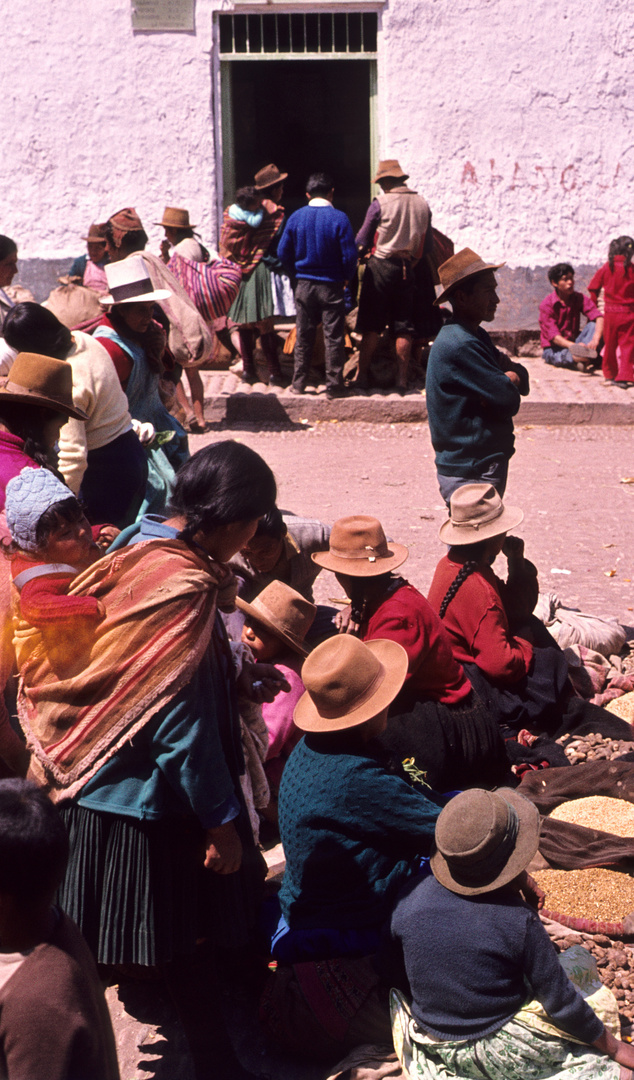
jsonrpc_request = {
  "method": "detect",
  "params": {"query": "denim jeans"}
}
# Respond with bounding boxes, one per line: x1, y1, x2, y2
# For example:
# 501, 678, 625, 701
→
542, 321, 595, 369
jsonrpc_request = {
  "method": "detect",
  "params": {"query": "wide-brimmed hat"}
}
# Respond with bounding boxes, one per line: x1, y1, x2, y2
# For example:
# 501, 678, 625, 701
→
373, 159, 409, 183
439, 484, 523, 546
294, 635, 408, 733
0, 353, 88, 420
254, 164, 288, 191
81, 222, 107, 244
312, 516, 408, 578
431, 788, 540, 896
236, 580, 316, 657
100, 255, 171, 306
154, 206, 197, 230
434, 247, 505, 305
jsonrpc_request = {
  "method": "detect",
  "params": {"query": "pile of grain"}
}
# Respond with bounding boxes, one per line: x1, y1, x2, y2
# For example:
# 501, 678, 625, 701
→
544, 920, 634, 1025
557, 732, 634, 764
534, 867, 634, 923
549, 796, 634, 837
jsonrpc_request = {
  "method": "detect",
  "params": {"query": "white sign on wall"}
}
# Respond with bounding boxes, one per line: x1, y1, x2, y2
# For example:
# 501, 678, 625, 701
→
131, 0, 195, 31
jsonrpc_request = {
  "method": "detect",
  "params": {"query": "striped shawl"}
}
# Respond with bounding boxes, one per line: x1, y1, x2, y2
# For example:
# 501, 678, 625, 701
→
219, 207, 285, 275
17, 539, 223, 800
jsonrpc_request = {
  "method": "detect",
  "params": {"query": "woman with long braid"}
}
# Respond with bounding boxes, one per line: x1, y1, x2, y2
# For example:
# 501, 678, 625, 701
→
427, 484, 570, 734
312, 516, 509, 791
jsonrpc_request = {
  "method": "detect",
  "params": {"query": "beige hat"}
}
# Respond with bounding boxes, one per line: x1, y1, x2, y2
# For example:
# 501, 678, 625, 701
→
312, 516, 408, 578
100, 255, 171, 306
434, 247, 505, 306
431, 788, 540, 896
373, 159, 409, 183
294, 635, 408, 733
0, 353, 88, 420
154, 206, 197, 229
236, 580, 316, 657
254, 164, 288, 191
81, 223, 107, 244
439, 485, 523, 546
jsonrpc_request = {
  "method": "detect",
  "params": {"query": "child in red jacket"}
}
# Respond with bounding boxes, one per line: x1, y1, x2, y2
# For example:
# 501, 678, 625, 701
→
5, 466, 115, 629
588, 235, 634, 386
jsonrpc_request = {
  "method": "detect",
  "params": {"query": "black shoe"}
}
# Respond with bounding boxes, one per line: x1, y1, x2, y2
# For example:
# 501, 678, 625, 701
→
268, 373, 289, 388
240, 370, 257, 385
326, 385, 349, 400
289, 384, 305, 395
615, 381, 634, 389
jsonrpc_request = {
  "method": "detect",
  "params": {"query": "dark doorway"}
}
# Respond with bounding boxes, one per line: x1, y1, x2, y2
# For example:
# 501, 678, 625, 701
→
226, 59, 372, 233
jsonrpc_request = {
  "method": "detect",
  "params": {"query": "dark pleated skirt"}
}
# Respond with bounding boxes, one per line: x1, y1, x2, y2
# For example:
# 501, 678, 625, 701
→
57, 803, 266, 967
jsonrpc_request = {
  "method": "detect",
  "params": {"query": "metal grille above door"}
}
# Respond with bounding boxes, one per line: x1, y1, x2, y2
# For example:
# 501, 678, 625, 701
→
218, 12, 378, 58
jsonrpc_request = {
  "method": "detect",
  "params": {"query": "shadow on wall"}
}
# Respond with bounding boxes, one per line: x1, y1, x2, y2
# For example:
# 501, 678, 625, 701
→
492, 264, 602, 332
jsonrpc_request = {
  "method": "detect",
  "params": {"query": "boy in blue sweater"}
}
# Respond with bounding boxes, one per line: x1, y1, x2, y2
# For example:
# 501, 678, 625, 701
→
278, 172, 357, 400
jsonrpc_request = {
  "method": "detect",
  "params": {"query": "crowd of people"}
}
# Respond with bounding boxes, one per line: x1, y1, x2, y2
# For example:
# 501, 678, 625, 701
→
0, 184, 632, 1080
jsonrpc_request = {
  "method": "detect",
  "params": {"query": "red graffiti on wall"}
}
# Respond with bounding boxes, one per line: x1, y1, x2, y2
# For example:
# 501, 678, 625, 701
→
460, 159, 622, 193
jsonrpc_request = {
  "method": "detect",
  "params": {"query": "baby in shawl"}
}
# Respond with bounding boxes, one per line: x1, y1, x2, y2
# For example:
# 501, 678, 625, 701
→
5, 467, 116, 630
237, 580, 316, 827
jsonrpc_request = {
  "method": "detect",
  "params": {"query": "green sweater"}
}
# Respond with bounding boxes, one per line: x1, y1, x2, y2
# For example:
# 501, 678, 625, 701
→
278, 734, 443, 930
425, 320, 530, 476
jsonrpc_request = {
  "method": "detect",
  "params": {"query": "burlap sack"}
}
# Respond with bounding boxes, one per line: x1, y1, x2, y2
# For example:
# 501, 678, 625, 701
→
43, 280, 103, 329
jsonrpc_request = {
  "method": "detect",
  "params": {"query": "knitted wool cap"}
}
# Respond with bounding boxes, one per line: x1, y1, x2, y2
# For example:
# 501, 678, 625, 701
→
5, 467, 76, 552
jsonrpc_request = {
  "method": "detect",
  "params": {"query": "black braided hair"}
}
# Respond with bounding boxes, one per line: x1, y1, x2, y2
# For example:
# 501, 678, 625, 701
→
439, 560, 479, 620
608, 236, 634, 274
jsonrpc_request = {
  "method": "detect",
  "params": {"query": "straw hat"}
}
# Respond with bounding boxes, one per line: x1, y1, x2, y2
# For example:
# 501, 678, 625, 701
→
236, 580, 316, 657
431, 788, 540, 896
100, 255, 171, 306
81, 223, 106, 244
312, 516, 408, 578
0, 353, 88, 420
154, 206, 197, 230
373, 159, 409, 183
439, 485, 523, 546
434, 247, 505, 305
294, 635, 408, 733
254, 164, 288, 191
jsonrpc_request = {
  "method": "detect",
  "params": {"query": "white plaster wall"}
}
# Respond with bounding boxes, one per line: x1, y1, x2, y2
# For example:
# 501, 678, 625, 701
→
2, 0, 633, 269
0, 0, 219, 259
379, 0, 634, 266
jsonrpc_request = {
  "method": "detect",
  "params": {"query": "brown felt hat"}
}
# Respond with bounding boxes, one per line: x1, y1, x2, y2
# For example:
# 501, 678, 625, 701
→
431, 788, 540, 896
81, 222, 107, 244
0, 353, 88, 420
373, 159, 409, 183
312, 516, 408, 578
294, 635, 408, 733
236, 580, 316, 658
439, 484, 523, 546
434, 247, 505, 305
253, 164, 288, 191
154, 206, 197, 229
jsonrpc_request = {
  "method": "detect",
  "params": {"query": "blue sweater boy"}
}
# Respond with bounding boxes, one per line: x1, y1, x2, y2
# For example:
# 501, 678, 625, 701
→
278, 201, 357, 283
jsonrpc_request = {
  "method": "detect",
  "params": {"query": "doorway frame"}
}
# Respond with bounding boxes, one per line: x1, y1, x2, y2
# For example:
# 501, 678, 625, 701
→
213, 8, 380, 228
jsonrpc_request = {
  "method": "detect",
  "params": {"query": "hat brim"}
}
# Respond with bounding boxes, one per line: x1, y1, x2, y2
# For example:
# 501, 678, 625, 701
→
311, 542, 409, 578
434, 263, 506, 306
154, 221, 197, 229
254, 173, 288, 191
374, 172, 409, 184
235, 596, 310, 657
99, 288, 172, 306
0, 386, 88, 422
294, 638, 408, 733
430, 788, 541, 896
81, 236, 107, 244
439, 505, 523, 546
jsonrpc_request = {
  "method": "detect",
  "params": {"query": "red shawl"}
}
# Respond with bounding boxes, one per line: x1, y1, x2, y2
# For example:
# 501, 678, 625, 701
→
219, 207, 285, 275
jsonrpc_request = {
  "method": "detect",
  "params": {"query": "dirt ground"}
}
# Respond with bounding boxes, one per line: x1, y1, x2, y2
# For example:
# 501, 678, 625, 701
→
110, 419, 634, 1079
192, 421, 634, 631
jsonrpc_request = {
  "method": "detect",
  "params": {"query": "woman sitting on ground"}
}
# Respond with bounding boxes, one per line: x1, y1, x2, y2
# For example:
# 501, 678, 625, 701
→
312, 515, 510, 791
385, 787, 634, 1079
427, 483, 571, 734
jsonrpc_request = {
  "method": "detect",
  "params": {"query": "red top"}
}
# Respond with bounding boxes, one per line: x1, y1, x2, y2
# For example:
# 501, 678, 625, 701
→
11, 526, 104, 628
361, 581, 472, 706
538, 289, 600, 348
588, 256, 634, 313
427, 556, 533, 685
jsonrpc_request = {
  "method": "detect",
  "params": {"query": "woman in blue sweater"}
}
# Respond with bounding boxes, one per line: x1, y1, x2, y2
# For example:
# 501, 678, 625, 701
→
386, 787, 634, 1079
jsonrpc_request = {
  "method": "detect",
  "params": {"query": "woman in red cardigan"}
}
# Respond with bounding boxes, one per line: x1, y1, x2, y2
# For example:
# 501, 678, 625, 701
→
312, 516, 510, 792
427, 484, 570, 735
